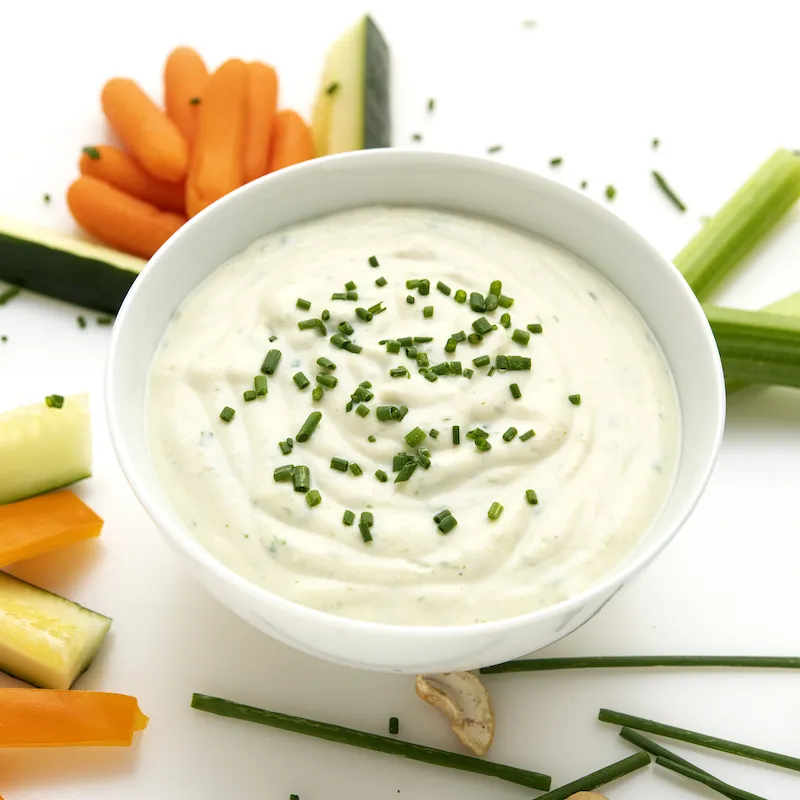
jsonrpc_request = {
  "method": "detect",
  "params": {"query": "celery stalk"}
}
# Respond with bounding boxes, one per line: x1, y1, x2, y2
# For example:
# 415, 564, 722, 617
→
675, 149, 800, 300
705, 304, 800, 389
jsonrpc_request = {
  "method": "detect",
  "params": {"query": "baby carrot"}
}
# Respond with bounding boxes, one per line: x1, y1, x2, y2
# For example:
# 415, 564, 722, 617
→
79, 145, 185, 213
186, 59, 248, 218
67, 176, 186, 259
243, 61, 279, 183
164, 46, 209, 147
101, 77, 189, 182
267, 110, 316, 173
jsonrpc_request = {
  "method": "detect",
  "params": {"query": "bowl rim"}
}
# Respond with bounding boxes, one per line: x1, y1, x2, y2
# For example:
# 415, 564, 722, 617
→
106, 148, 726, 640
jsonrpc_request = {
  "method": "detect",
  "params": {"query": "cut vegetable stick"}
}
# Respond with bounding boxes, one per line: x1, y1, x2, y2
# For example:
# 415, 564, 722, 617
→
674, 149, 800, 300
79, 145, 185, 214
101, 78, 189, 182
67, 176, 185, 260
164, 46, 208, 147
267, 110, 316, 173
0, 490, 103, 567
243, 62, 279, 183
0, 689, 147, 746
186, 59, 248, 218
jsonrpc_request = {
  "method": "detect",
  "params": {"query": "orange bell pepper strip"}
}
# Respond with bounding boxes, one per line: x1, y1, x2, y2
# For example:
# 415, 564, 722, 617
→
0, 490, 103, 567
0, 690, 148, 747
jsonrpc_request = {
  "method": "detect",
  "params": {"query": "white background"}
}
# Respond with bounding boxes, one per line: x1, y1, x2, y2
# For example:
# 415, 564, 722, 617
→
1, 1, 799, 798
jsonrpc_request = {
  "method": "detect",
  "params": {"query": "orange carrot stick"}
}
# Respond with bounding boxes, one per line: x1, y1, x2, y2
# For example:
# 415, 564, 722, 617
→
0, 490, 103, 567
186, 59, 248, 218
101, 78, 189, 182
79, 145, 185, 214
243, 62, 279, 183
67, 176, 185, 259
164, 46, 209, 147
0, 690, 148, 747
267, 110, 316, 173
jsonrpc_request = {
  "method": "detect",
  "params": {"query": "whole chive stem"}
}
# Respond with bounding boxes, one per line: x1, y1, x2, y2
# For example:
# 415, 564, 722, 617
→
654, 757, 765, 800
598, 708, 800, 773
675, 149, 800, 300
652, 170, 687, 212
190, 694, 551, 791
481, 654, 800, 674
532, 752, 649, 800
296, 411, 322, 442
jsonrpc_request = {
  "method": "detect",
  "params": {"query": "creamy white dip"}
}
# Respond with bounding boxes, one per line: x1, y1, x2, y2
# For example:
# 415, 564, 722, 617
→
146, 207, 680, 626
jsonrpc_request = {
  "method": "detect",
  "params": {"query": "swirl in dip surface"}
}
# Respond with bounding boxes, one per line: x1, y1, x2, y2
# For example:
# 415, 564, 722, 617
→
146, 206, 680, 626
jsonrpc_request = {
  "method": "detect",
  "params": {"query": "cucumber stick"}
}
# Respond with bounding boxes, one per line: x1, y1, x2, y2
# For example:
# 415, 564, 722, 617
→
0, 393, 92, 504
0, 571, 111, 689
0, 217, 145, 313
312, 15, 390, 156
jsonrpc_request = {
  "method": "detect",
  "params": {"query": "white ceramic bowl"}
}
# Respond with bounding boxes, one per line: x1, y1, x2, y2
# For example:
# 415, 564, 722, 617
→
107, 150, 725, 674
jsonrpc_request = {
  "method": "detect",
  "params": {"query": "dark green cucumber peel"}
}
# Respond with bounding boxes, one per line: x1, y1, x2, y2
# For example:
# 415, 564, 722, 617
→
363, 16, 391, 149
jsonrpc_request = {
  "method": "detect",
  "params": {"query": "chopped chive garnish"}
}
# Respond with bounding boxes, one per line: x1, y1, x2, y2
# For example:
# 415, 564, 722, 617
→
488, 502, 504, 521
268, 335, 278, 342
605, 185, 617, 200
343, 342, 362, 354
506, 356, 532, 370
512, 328, 530, 346
359, 522, 373, 542
96, 315, 115, 325
397, 337, 413, 347
417, 449, 431, 469
652, 170, 687, 212
419, 279, 430, 295
273, 465, 294, 482
243, 389, 257, 402
438, 514, 457, 534
433, 509, 451, 524
397, 405, 409, 420
451, 330, 466, 343
527, 323, 543, 334
488, 280, 501, 296
296, 411, 322, 442
475, 439, 491, 452
356, 307, 372, 322
360, 511, 374, 527
431, 362, 450, 375
345, 280, 357, 291
219, 406, 235, 423
463, 368, 474, 379
389, 716, 399, 735
306, 490, 322, 507
316, 373, 338, 389
436, 281, 451, 296
356, 404, 370, 417
293, 372, 310, 390
467, 427, 489, 440
580, 180, 588, 189
485, 294, 499, 312
500, 313, 511, 328
393, 453, 412, 471
469, 292, 486, 312
472, 317, 492, 336
497, 355, 508, 370
376, 406, 396, 421
428, 428, 440, 439
444, 337, 458, 353
375, 469, 388, 483
498, 295, 514, 308
452, 425, 460, 445
487, 366, 496, 376
510, 383, 522, 399
449, 361, 462, 374
375, 276, 387, 287
368, 434, 376, 442
405, 427, 426, 448
331, 292, 347, 300
330, 457, 349, 472
349, 463, 363, 477
287, 437, 294, 447
386, 340, 401, 354
519, 429, 535, 441
422, 305, 434, 319
346, 290, 358, 301
502, 427, 518, 442
368, 255, 380, 267
343, 510, 355, 526
390, 366, 409, 378
338, 322, 354, 336
473, 354, 490, 368
82, 145, 101, 160
292, 466, 310, 493
325, 81, 340, 95
424, 371, 438, 382
487, 144, 502, 154
454, 289, 467, 304
394, 459, 418, 482
406, 295, 416, 305
296, 298, 311, 310
261, 349, 282, 375
405, 346, 417, 359
254, 375, 268, 396
569, 393, 581, 406
279, 440, 292, 455
298, 318, 326, 335
77, 315, 87, 329
406, 279, 420, 290
549, 156, 563, 167
321, 309, 330, 321
414, 336, 433, 343
525, 489, 539, 505
316, 357, 336, 370
312, 386, 324, 401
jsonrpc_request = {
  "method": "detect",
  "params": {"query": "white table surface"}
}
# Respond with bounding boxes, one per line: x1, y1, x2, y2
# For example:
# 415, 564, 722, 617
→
1, 1, 799, 798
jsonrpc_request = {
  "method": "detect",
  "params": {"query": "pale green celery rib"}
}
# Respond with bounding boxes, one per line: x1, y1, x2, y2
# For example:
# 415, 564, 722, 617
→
675, 148, 800, 300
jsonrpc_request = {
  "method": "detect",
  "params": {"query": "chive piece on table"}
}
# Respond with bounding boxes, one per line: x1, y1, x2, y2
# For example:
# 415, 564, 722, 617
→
261, 349, 282, 375
397, 337, 413, 347
527, 323, 543, 334
598, 708, 800, 773
349, 463, 363, 477
293, 372, 310, 390
488, 502, 503, 521
525, 489, 538, 505
296, 411, 322, 442
674, 150, 800, 300
568, 393, 581, 406
368, 255, 379, 267
405, 427, 427, 448
243, 390, 257, 402
454, 289, 467, 304
519, 429, 535, 441
330, 457, 349, 472
512, 328, 530, 346
423, 305, 434, 318
532, 753, 649, 800
438, 514, 457, 534
219, 406, 235, 423
343, 510, 355, 526
652, 170, 687, 212
359, 522, 373, 542
510, 383, 522, 400
417, 448, 431, 469
375, 469, 388, 483
254, 375, 268, 396
292, 466, 310, 493
273, 465, 294, 482
191, 694, 551, 791
487, 366, 496, 376
306, 490, 322, 508
389, 717, 399, 735
654, 757, 762, 800
436, 281, 451, 296
470, 293, 486, 312
452, 425, 460, 445
296, 298, 311, 310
